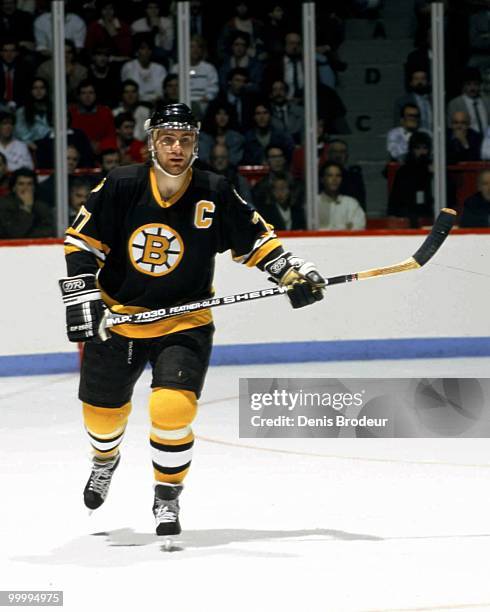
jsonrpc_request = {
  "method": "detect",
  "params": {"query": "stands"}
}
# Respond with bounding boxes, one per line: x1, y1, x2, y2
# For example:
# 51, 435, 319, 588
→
0, 1, 489, 239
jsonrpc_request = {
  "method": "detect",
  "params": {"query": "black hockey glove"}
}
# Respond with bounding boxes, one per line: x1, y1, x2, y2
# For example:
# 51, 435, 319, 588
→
59, 274, 109, 343
264, 251, 326, 309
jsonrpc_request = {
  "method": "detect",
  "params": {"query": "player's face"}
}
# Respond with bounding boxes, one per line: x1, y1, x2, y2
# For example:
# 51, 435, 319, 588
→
154, 129, 196, 175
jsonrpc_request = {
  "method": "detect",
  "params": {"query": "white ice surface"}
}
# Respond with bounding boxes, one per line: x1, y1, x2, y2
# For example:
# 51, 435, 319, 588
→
2, 359, 490, 612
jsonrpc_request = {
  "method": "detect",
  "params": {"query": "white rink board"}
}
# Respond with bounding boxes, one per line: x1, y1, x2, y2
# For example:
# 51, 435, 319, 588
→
0, 234, 488, 357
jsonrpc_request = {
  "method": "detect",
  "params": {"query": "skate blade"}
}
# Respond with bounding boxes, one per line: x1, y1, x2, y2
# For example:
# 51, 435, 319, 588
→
159, 536, 182, 552
88, 509, 94, 516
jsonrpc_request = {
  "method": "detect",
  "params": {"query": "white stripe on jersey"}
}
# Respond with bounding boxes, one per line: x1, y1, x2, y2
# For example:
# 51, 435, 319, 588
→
64, 235, 106, 261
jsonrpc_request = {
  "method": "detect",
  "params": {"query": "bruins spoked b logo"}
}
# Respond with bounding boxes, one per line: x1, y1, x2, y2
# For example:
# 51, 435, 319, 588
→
129, 224, 184, 276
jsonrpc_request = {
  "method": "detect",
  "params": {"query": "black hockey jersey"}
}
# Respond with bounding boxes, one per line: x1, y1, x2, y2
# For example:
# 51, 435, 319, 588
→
64, 164, 282, 338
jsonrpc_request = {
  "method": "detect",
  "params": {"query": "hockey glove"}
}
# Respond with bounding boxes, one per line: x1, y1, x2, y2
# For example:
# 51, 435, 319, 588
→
264, 251, 326, 309
59, 274, 109, 343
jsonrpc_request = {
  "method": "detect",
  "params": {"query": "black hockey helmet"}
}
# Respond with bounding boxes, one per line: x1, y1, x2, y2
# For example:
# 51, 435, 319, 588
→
145, 103, 200, 133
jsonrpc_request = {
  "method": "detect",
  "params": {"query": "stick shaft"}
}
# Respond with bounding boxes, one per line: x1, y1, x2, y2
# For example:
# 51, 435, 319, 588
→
105, 208, 456, 328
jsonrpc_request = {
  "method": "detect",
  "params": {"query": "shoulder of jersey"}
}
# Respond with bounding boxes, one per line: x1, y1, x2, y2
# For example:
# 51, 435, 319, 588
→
107, 163, 150, 184
193, 167, 228, 193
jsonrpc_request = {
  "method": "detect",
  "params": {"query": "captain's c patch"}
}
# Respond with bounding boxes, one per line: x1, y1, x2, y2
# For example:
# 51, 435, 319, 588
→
129, 224, 184, 277
194, 200, 215, 229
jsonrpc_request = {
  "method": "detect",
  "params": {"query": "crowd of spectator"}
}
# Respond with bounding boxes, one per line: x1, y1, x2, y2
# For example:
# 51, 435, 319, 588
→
385, 0, 490, 228
0, 0, 489, 239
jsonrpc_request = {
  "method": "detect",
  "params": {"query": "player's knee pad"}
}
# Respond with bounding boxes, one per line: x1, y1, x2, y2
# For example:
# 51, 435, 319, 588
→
82, 402, 132, 435
149, 388, 197, 432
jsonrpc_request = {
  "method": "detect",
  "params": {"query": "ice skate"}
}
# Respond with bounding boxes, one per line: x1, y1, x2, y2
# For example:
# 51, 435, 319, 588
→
153, 483, 183, 548
84, 453, 120, 512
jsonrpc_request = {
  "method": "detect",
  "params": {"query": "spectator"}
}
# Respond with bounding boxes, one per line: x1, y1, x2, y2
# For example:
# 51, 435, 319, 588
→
184, 0, 222, 52
317, 82, 349, 134
158, 72, 179, 107
264, 31, 304, 103
37, 143, 82, 207
0, 151, 9, 196
447, 67, 489, 136
14, 77, 51, 148
394, 69, 432, 131
0, 0, 34, 53
131, 0, 174, 64
218, 31, 263, 93
199, 101, 244, 168
262, 2, 293, 58
255, 173, 305, 230
36, 39, 88, 104
85, 0, 132, 61
121, 34, 167, 104
99, 112, 146, 164
405, 26, 431, 87
34, 109, 95, 169
174, 35, 218, 118
87, 46, 121, 108
387, 103, 427, 162
326, 138, 366, 209
69, 80, 116, 154
33, 4, 86, 57
112, 79, 150, 142
268, 78, 304, 144
217, 1, 266, 61
0, 110, 32, 169
318, 161, 366, 230
0, 38, 32, 110
460, 169, 490, 228
16, 0, 34, 13
291, 116, 330, 180
110, 0, 144, 24
243, 101, 294, 164
446, 110, 482, 164
253, 144, 303, 214
216, 67, 258, 132
482, 126, 490, 160
0, 167, 52, 238
388, 131, 434, 227
315, 41, 337, 90
468, 6, 490, 73
68, 177, 91, 224
99, 147, 121, 176
209, 142, 252, 203
315, 6, 347, 79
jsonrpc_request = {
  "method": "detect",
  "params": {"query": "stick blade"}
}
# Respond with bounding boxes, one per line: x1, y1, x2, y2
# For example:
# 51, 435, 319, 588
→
412, 208, 456, 267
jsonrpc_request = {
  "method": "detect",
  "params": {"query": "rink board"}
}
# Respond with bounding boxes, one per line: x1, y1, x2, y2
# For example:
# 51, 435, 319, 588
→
0, 233, 489, 374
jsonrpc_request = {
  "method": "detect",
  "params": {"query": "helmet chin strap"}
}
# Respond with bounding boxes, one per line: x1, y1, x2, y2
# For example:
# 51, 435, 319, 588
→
148, 133, 199, 178
150, 148, 198, 178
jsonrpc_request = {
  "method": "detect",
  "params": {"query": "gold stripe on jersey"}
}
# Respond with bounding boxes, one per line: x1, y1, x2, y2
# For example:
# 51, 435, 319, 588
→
244, 237, 283, 268
100, 287, 213, 338
64, 229, 110, 262
150, 167, 193, 208
64, 244, 82, 256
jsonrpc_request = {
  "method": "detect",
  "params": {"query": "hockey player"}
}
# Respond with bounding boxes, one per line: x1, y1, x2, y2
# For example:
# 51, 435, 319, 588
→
59, 103, 325, 536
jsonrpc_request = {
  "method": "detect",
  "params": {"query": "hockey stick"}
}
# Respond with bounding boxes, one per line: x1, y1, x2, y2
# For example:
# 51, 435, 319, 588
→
104, 208, 456, 329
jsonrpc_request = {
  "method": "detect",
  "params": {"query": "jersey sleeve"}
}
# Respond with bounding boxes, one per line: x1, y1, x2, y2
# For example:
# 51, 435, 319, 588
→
217, 179, 283, 268
63, 174, 117, 276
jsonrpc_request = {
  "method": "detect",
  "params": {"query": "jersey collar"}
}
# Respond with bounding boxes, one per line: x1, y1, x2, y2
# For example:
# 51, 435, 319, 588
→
150, 167, 193, 208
